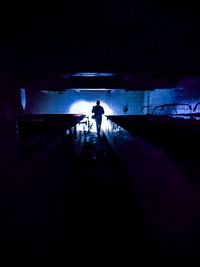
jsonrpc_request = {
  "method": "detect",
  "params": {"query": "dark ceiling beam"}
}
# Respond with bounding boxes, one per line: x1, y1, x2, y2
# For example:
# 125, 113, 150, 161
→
16, 75, 181, 91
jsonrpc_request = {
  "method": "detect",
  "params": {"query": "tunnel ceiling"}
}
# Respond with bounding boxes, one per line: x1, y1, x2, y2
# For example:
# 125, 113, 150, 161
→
17, 73, 184, 91
2, 0, 200, 88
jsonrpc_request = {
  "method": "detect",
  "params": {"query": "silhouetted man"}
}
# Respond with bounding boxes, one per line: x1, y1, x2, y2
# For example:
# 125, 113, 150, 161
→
92, 100, 104, 136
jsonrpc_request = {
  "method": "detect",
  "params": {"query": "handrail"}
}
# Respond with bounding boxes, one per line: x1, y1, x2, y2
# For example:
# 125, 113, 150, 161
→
152, 103, 192, 114
193, 101, 200, 112
140, 105, 153, 113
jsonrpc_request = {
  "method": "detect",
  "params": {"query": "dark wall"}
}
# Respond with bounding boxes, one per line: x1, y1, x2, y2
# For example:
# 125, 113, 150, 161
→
0, 42, 20, 170
12, 1, 200, 78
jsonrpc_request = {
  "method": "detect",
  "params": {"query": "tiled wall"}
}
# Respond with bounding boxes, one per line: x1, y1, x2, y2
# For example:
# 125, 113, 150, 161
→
25, 87, 200, 116
25, 89, 145, 115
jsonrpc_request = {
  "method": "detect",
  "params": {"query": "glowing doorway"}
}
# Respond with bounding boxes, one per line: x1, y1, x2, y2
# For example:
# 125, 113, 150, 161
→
69, 100, 113, 131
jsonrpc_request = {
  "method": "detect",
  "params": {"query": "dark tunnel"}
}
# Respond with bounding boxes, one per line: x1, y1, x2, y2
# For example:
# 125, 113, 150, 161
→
1, 1, 200, 264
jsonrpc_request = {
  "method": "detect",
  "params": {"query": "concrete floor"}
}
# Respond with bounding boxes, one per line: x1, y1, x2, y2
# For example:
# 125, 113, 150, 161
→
2, 131, 151, 264
1, 131, 196, 263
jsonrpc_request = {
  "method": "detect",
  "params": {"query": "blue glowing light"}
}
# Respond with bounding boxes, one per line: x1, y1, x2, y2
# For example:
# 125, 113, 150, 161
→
20, 88, 26, 110
73, 72, 114, 77
69, 100, 113, 131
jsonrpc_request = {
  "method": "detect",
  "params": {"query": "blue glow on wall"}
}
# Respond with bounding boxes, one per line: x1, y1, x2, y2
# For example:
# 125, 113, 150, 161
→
73, 72, 114, 77
25, 89, 144, 115
20, 88, 26, 110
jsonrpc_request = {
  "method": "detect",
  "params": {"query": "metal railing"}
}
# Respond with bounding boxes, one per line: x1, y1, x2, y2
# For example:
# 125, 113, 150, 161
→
140, 105, 153, 113
193, 101, 200, 112
152, 103, 192, 114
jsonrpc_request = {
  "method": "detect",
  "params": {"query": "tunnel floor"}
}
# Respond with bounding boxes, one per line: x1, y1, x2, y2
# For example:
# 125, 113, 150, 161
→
13, 131, 156, 264
64, 132, 153, 265
2, 129, 198, 263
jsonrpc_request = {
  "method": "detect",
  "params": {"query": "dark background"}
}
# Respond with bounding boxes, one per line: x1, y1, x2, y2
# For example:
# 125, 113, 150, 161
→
1, 0, 200, 79
1, 2, 200, 260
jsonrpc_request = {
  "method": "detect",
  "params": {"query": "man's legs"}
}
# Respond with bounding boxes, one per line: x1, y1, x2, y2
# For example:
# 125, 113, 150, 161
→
95, 118, 102, 135
97, 124, 100, 135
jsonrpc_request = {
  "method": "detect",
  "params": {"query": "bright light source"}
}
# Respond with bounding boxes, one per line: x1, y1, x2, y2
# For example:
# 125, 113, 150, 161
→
20, 88, 26, 110
69, 100, 113, 132
73, 72, 114, 77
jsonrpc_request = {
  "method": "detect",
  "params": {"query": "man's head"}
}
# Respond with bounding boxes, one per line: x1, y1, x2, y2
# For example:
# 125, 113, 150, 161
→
96, 100, 100, 105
